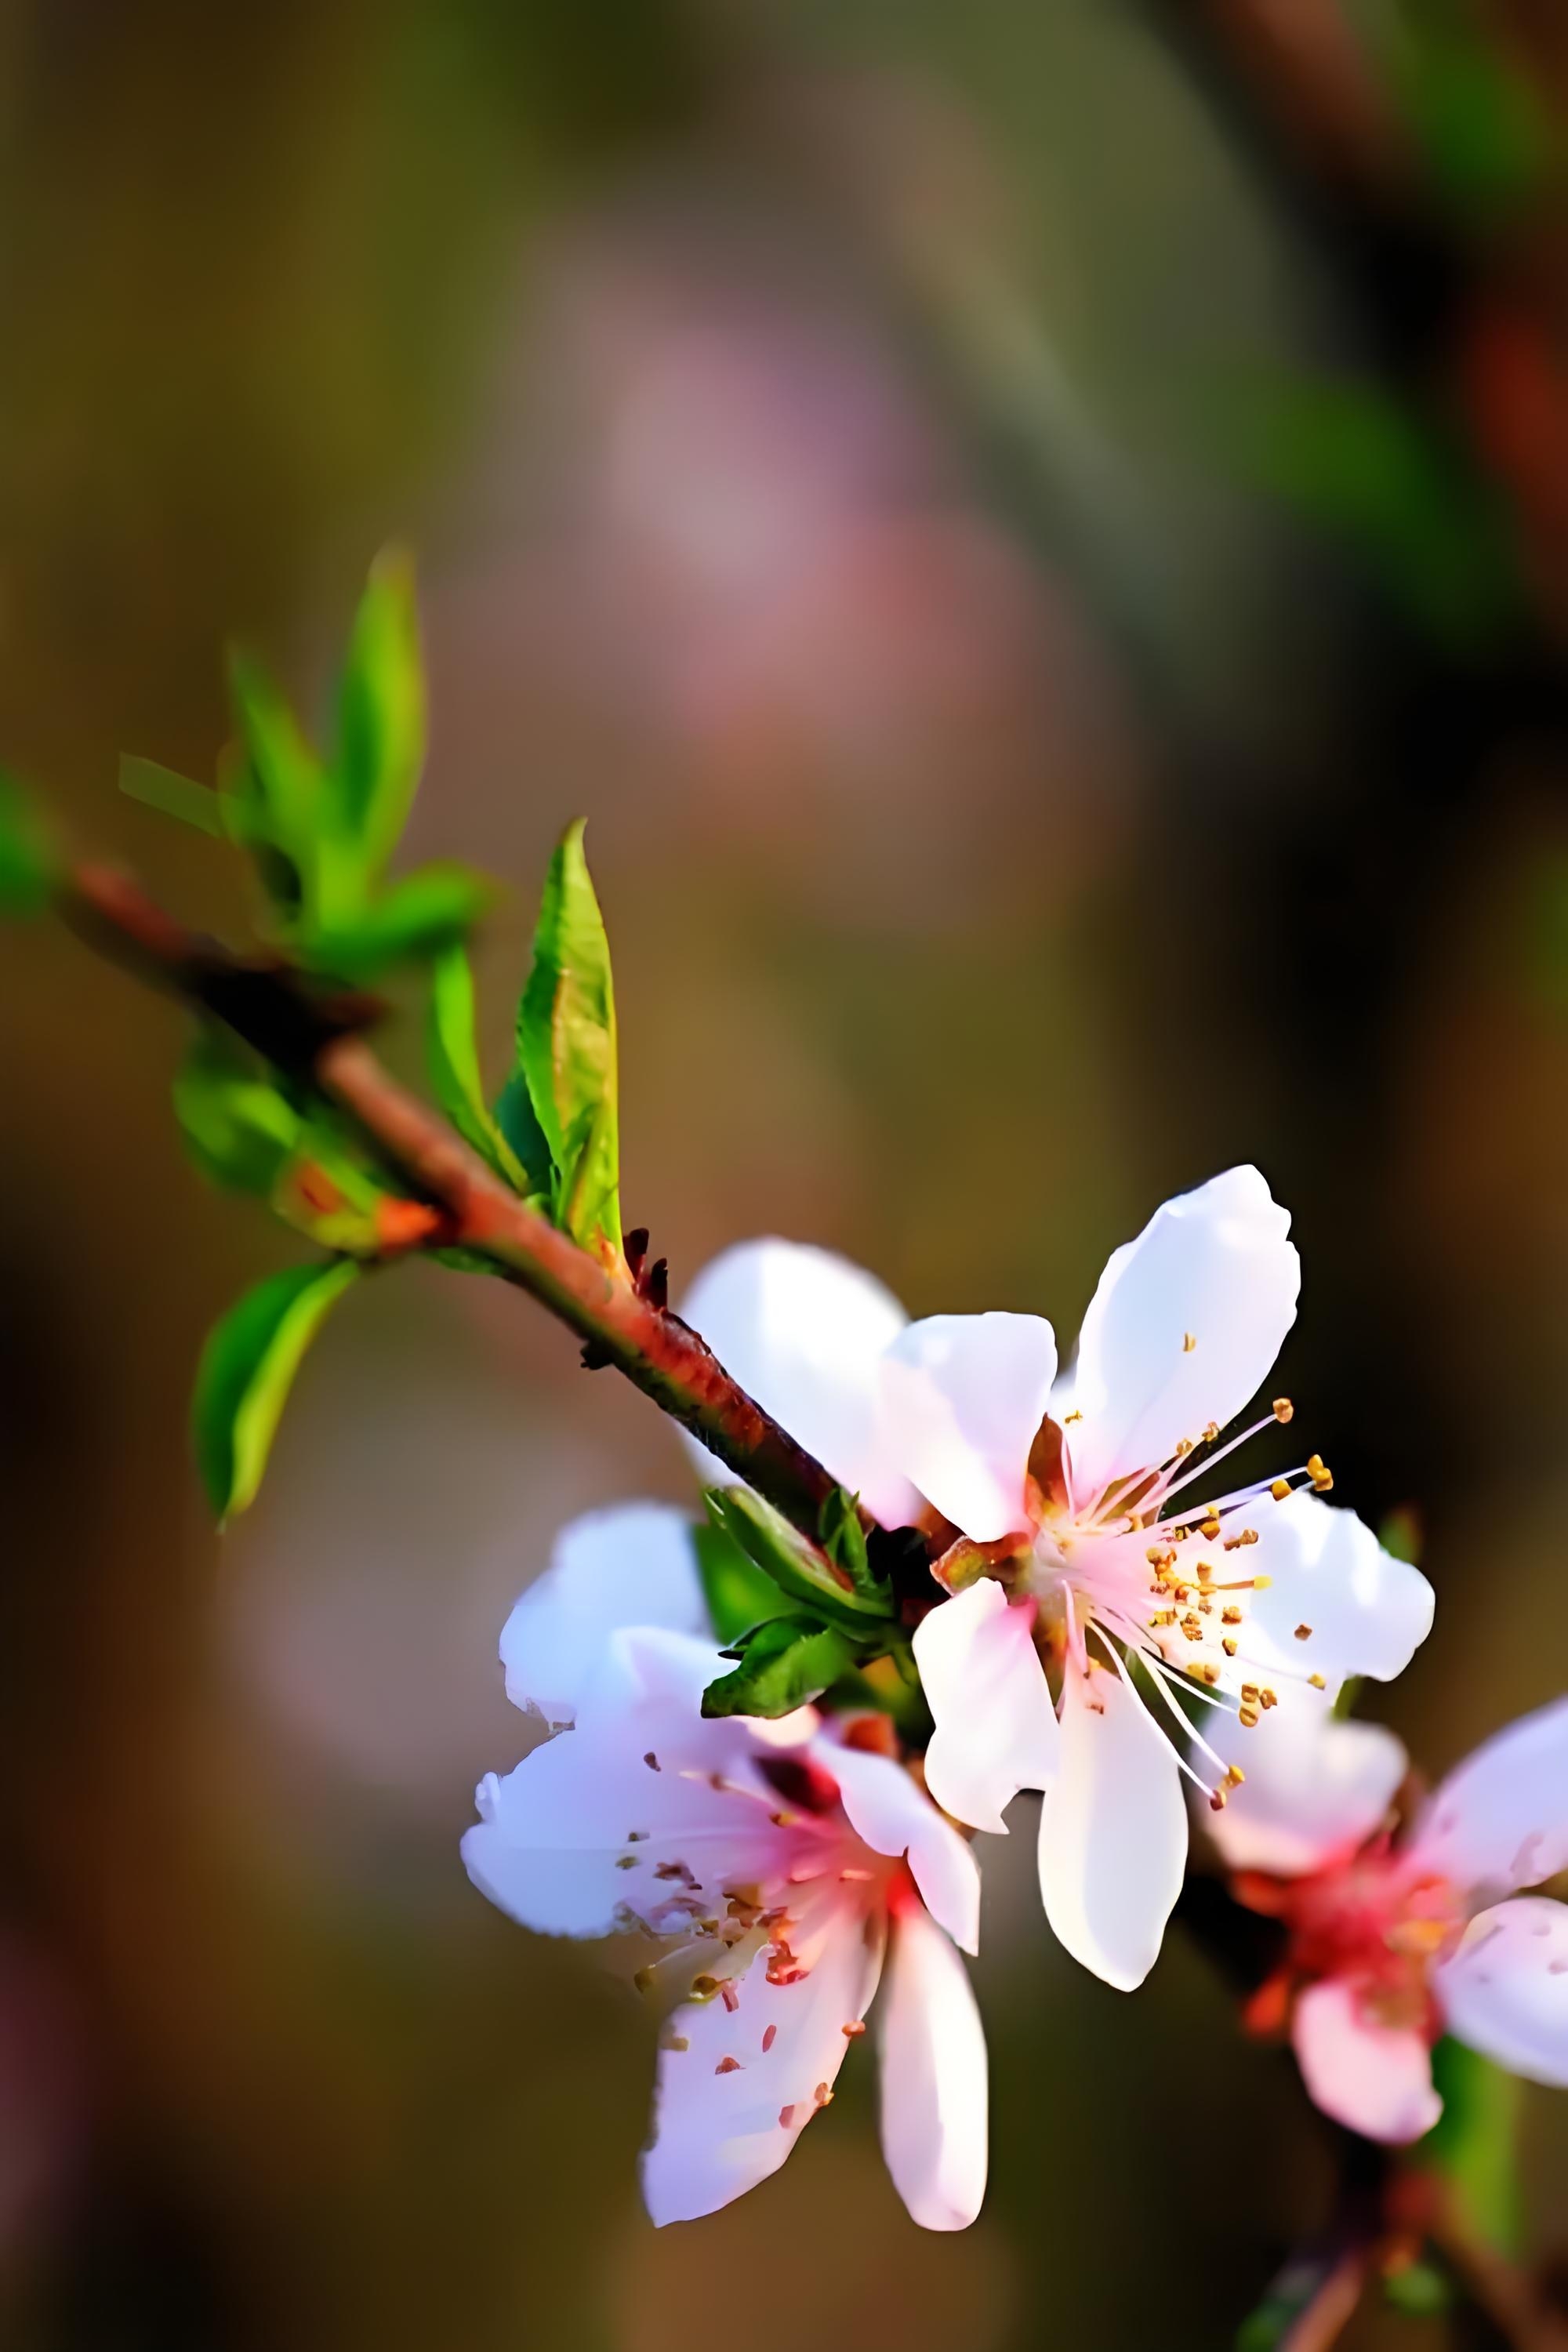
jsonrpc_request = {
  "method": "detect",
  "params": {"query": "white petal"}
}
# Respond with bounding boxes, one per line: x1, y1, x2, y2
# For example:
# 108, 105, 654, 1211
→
1436, 1898, 1568, 2089
826, 1739, 982, 1955
879, 1313, 1058, 1542
1201, 1679, 1407, 1877
641, 1903, 885, 2224
678, 1240, 916, 1527
1058, 1167, 1299, 1502
877, 1901, 987, 2231
1243, 1495, 1435, 1690
1410, 1698, 1568, 1905
913, 1581, 1059, 1835
1037, 1662, 1187, 1991
499, 1504, 708, 1725
463, 1632, 783, 1940
1292, 1978, 1441, 2143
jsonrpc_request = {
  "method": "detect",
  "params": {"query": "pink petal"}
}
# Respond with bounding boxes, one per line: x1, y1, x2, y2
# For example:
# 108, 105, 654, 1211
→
1201, 1679, 1407, 1877
879, 1312, 1058, 1542
1410, 1697, 1568, 1905
499, 1503, 708, 1726
826, 1737, 982, 1955
1435, 1897, 1568, 2089
877, 1902, 987, 2231
641, 1904, 886, 2225
1292, 1977, 1441, 2143
1037, 1661, 1187, 1991
678, 1239, 917, 1527
1057, 1166, 1298, 1504
913, 1581, 1059, 1836
1243, 1495, 1434, 1693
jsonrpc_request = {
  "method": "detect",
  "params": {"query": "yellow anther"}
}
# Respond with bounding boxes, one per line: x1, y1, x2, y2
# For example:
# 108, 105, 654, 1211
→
1183, 1332, 1197, 1353
1251, 1575, 1272, 1591
1260, 1688, 1278, 1709
1200, 1514, 1221, 1541
1174, 1436, 1194, 1458
1272, 1398, 1294, 1424
1308, 1672, 1327, 1690
1270, 1479, 1292, 1502
1222, 1605, 1243, 1625
1222, 1636, 1238, 1657
1239, 1705, 1260, 1728
1225, 1763, 1245, 1787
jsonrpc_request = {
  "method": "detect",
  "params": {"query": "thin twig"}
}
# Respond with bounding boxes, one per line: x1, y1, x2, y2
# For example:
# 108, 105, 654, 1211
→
1279, 2243, 1377, 2352
60, 862, 875, 1547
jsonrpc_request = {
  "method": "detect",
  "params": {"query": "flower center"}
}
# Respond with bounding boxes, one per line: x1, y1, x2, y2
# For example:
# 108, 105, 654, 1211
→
1012, 1395, 1334, 1809
628, 1751, 892, 2027
1237, 1846, 1463, 2036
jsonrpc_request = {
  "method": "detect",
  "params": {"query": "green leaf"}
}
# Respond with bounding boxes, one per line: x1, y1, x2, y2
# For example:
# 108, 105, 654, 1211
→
693, 1515, 789, 1646
1422, 2039, 1523, 2256
119, 754, 226, 837
333, 546, 425, 877
702, 1488, 895, 1632
0, 771, 57, 915
493, 1070, 555, 1201
426, 946, 532, 1191
191, 1258, 360, 1519
173, 1028, 395, 1254
818, 1486, 888, 1606
174, 1028, 304, 1194
515, 818, 622, 1261
307, 862, 493, 981
701, 1613, 855, 1719
227, 648, 323, 872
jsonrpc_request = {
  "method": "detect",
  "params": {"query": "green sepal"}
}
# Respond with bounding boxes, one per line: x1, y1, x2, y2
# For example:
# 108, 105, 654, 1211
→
119, 754, 226, 838
307, 862, 493, 981
693, 1515, 789, 1646
701, 1613, 855, 1719
0, 771, 58, 916
514, 818, 622, 1263
426, 946, 537, 1192
332, 546, 425, 878
818, 1486, 889, 1607
192, 1258, 361, 1519
702, 1487, 895, 1632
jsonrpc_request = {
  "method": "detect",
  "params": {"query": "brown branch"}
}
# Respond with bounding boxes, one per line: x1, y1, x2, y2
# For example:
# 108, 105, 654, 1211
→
60, 862, 869, 1546
1278, 2243, 1377, 2352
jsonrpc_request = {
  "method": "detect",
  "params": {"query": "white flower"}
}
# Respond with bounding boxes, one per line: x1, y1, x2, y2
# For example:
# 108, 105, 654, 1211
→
1203, 1686, 1568, 2141
463, 1504, 987, 2229
681, 1169, 1435, 1990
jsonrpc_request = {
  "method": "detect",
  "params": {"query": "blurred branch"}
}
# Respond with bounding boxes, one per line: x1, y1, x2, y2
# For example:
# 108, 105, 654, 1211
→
60, 861, 867, 1545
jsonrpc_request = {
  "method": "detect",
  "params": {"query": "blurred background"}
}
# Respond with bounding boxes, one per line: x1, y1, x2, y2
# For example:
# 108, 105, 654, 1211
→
3, 1, 1568, 2343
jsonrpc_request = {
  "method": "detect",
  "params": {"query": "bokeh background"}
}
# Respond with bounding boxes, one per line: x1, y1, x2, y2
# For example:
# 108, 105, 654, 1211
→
3, 2, 1568, 2344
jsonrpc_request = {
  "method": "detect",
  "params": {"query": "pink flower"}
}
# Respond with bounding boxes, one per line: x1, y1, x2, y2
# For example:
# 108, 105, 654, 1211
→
463, 1505, 986, 2228
681, 1169, 1435, 1991
1204, 1686, 1568, 2140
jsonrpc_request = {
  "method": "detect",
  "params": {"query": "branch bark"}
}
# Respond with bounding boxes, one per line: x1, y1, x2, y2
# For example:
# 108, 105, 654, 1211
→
60, 862, 868, 1545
